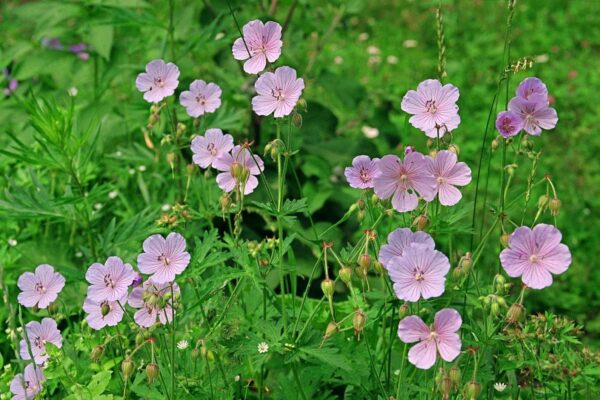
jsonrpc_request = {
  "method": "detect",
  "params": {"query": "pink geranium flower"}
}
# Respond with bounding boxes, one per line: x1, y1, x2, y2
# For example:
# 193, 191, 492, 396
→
508, 94, 558, 136
191, 128, 234, 169
344, 155, 380, 189
516, 77, 548, 101
86, 257, 136, 302
378, 228, 435, 269
496, 110, 524, 138
373, 152, 437, 213
252, 66, 304, 118
401, 79, 461, 138
232, 20, 282, 74
128, 281, 180, 328
135, 59, 180, 103
19, 318, 62, 365
83, 295, 126, 330
428, 150, 472, 206
10, 364, 45, 400
388, 243, 450, 302
213, 145, 265, 195
17, 264, 65, 309
137, 232, 190, 284
500, 224, 571, 289
179, 80, 222, 117
398, 308, 462, 369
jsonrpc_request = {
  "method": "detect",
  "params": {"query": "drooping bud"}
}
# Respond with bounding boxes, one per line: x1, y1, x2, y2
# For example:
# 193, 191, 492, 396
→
145, 363, 159, 384
219, 194, 231, 212
413, 215, 428, 231
358, 254, 371, 270
500, 233, 510, 248
296, 98, 307, 111
191, 347, 200, 360
135, 333, 145, 346
426, 138, 434, 149
166, 152, 176, 169
459, 252, 472, 273
339, 267, 352, 285
429, 149, 438, 158
121, 358, 134, 378
176, 122, 186, 137
398, 303, 409, 319
321, 279, 334, 298
453, 267, 464, 281
371, 194, 379, 205
549, 197, 561, 216
353, 310, 367, 336
507, 303, 525, 324
449, 365, 461, 387
521, 135, 533, 151
537, 194, 549, 209
324, 322, 338, 339
448, 144, 460, 155
490, 302, 501, 317
491, 137, 499, 151
230, 162, 249, 183
91, 345, 105, 362
355, 265, 368, 280
101, 302, 111, 317
464, 380, 481, 399
292, 112, 303, 128
357, 209, 365, 222
373, 260, 385, 275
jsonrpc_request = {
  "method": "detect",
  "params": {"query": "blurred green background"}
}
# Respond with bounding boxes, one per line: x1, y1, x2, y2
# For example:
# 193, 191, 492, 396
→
1, 0, 599, 346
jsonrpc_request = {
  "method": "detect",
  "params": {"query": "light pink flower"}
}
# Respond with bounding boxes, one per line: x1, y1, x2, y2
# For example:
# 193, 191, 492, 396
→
232, 20, 282, 74
179, 80, 222, 117
378, 228, 434, 269
135, 59, 180, 103
17, 264, 65, 309
83, 295, 126, 330
372, 152, 437, 213
86, 257, 136, 302
252, 66, 304, 118
500, 224, 571, 289
516, 77, 548, 101
428, 150, 472, 206
398, 308, 462, 369
388, 243, 450, 302
19, 318, 62, 365
401, 79, 461, 138
191, 128, 234, 169
128, 281, 180, 328
137, 232, 190, 284
213, 145, 265, 195
508, 94, 558, 136
344, 155, 380, 189
10, 364, 45, 400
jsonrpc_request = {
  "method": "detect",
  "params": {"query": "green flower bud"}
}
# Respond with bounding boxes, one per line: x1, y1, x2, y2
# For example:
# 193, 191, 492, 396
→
449, 365, 461, 386
321, 279, 334, 298
464, 380, 481, 399
398, 303, 410, 319
413, 215, 428, 231
91, 345, 105, 362
101, 302, 111, 317
358, 254, 371, 270
353, 310, 367, 336
491, 302, 501, 317
549, 197, 561, 216
373, 260, 385, 275
491, 137, 499, 151
538, 194, 549, 209
324, 322, 338, 339
122, 358, 134, 378
146, 363, 159, 384
507, 303, 525, 324
292, 112, 303, 128
339, 267, 352, 285
500, 233, 510, 248
448, 143, 460, 155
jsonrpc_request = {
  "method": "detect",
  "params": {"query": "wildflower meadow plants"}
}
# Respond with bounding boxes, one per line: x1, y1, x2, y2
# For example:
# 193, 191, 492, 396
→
1, 1, 599, 400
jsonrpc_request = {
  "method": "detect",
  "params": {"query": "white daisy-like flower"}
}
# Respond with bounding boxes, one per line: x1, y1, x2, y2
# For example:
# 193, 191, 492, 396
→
494, 382, 507, 392
257, 342, 269, 354
177, 340, 189, 350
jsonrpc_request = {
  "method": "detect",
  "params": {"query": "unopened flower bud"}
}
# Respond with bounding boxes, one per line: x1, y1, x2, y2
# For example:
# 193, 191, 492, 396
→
491, 302, 501, 317
448, 144, 460, 155
321, 279, 334, 298
491, 137, 499, 151
505, 164, 516, 177
220, 194, 231, 211
357, 199, 366, 210
507, 303, 525, 324
413, 215, 428, 231
292, 112, 303, 128
549, 197, 561, 216
496, 296, 507, 307
427, 138, 434, 149
353, 310, 367, 335
91, 345, 104, 362
357, 209, 365, 222
459, 252, 472, 273
358, 254, 371, 270
464, 380, 481, 400
449, 365, 461, 386
324, 322, 338, 339
146, 363, 159, 384
373, 260, 384, 275
191, 347, 200, 360
101, 302, 111, 316
398, 303, 409, 318
176, 122, 186, 137
135, 333, 144, 346
371, 194, 379, 205
453, 267, 464, 280
500, 233, 510, 248
521, 135, 533, 151
537, 194, 549, 209
166, 152, 176, 169
296, 98, 307, 111
186, 163, 196, 175
121, 358, 134, 378
355, 265, 368, 280
339, 267, 352, 285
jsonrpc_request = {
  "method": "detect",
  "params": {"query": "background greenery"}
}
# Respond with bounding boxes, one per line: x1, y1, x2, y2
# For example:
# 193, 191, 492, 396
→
1, 0, 599, 397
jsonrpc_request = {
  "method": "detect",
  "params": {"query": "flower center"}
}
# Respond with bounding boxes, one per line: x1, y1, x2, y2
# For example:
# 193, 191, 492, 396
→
35, 282, 46, 294
207, 142, 217, 156
415, 271, 425, 282
154, 77, 165, 88
436, 176, 445, 184
501, 118, 514, 132
158, 254, 171, 266
399, 174, 409, 183
529, 254, 540, 263
429, 331, 438, 340
195, 95, 206, 106
33, 336, 44, 349
359, 168, 370, 182
103, 274, 116, 289
272, 88, 285, 101
425, 100, 437, 114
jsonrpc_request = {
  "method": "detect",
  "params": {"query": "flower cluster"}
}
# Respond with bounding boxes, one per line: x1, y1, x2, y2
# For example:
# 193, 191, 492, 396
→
496, 77, 558, 137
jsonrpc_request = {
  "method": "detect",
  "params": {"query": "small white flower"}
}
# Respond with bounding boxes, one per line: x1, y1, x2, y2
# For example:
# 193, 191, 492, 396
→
215, 32, 225, 40
108, 190, 118, 199
7, 239, 17, 247
75, 251, 83, 258
94, 203, 103, 210
386, 55, 398, 64
68, 87, 78, 97
138, 165, 147, 172
128, 168, 136, 175
494, 382, 507, 392
177, 340, 189, 350
234, 375, 241, 382
257, 342, 269, 354
403, 39, 418, 48
161, 204, 171, 212
361, 125, 379, 139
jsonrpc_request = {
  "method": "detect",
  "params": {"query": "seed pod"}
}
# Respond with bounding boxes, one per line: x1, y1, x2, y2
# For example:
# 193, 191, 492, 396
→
353, 310, 367, 335
101, 302, 111, 317
448, 144, 460, 155
491, 137, 499, 151
122, 358, 134, 378
398, 303, 409, 319
500, 233, 510, 248
413, 215, 428, 231
357, 209, 365, 222
230, 162, 245, 180
549, 197, 561, 216
448, 365, 461, 386
358, 254, 371, 270
507, 303, 525, 324
537, 194, 549, 209
491, 302, 501, 317
292, 112, 303, 128
460, 252, 472, 273
339, 267, 352, 285
91, 345, 105, 362
321, 279, 334, 298
452, 267, 464, 281
373, 260, 385, 275
464, 380, 481, 399
324, 322, 338, 339
146, 363, 159, 384
220, 194, 231, 211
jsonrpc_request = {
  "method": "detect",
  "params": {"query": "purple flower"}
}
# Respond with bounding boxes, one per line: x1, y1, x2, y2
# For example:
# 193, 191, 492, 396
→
135, 59, 180, 103
68, 43, 87, 53
19, 318, 62, 365
500, 224, 571, 289
85, 256, 136, 302
495, 110, 524, 138
213, 145, 265, 195
428, 150, 472, 206
232, 20, 282, 74
10, 364, 45, 400
388, 243, 450, 302
508, 94, 558, 136
401, 79, 461, 138
83, 295, 126, 330
179, 80, 222, 117
404, 146, 415, 155
398, 308, 462, 370
137, 232, 190, 284
516, 77, 548, 101
41, 37, 63, 50
131, 272, 143, 288
77, 52, 90, 60
373, 152, 436, 213
252, 66, 304, 118
191, 128, 234, 169
128, 281, 180, 328
344, 155, 380, 189
378, 228, 434, 269
17, 264, 65, 309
